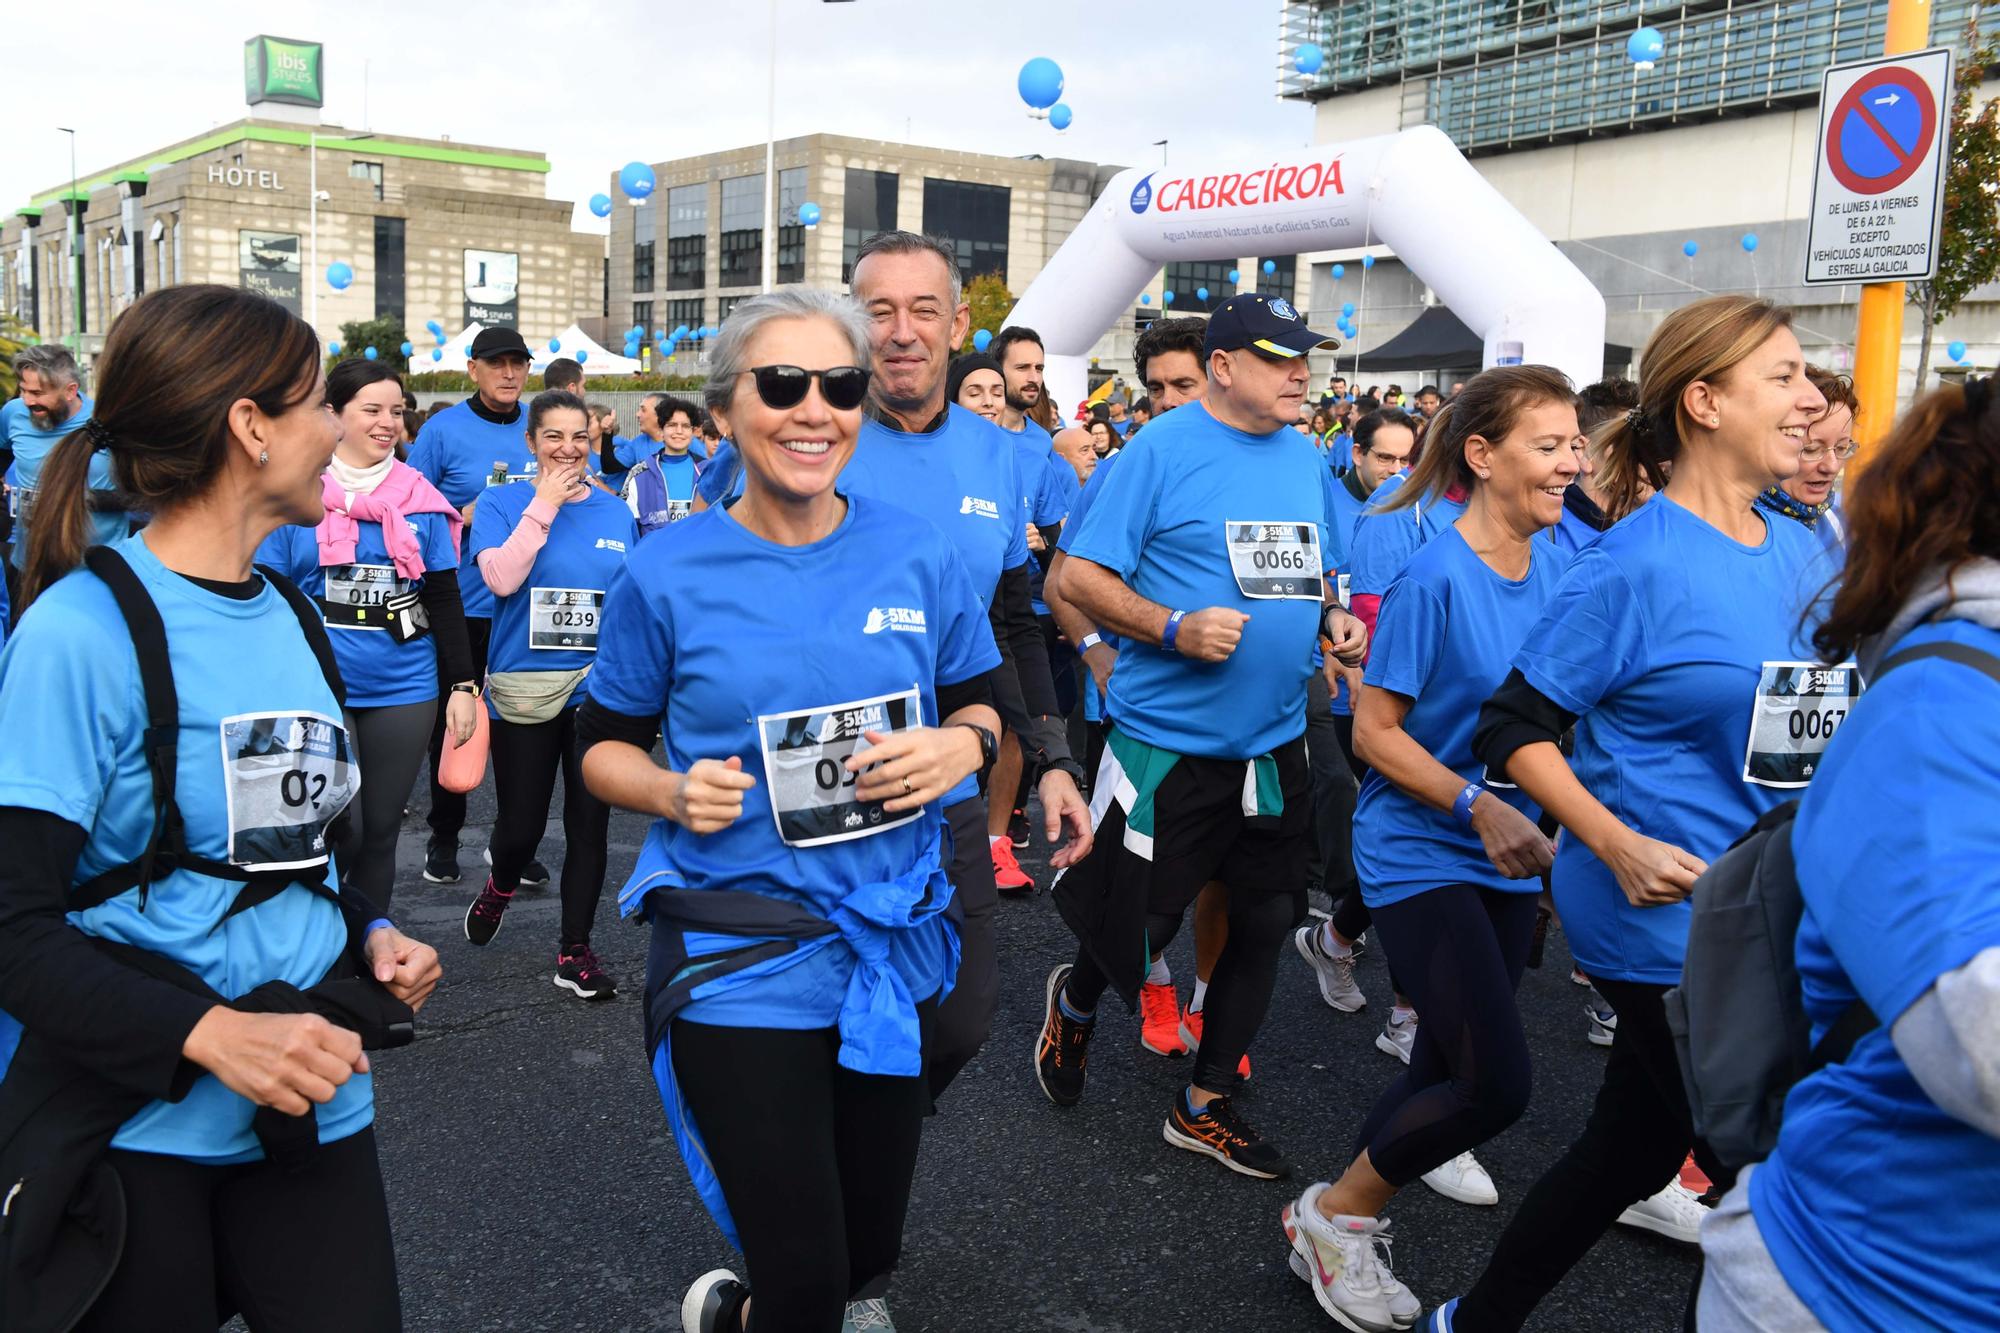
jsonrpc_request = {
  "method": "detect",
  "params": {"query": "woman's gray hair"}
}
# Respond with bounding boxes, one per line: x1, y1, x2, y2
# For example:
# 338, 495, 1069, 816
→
702, 289, 872, 418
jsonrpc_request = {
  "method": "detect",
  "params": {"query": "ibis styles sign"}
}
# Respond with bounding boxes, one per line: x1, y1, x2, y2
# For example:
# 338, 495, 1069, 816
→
244, 36, 325, 109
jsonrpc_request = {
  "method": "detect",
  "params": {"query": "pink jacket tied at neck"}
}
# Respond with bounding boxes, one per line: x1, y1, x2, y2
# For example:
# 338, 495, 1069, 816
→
317, 461, 464, 581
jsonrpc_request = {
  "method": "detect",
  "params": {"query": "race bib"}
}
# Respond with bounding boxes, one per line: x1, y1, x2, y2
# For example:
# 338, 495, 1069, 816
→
321, 563, 409, 631
1225, 520, 1322, 599
666, 498, 692, 524
756, 686, 922, 847
1336, 572, 1352, 610
218, 711, 358, 871
1742, 660, 1862, 788
529, 587, 603, 651
5, 486, 31, 522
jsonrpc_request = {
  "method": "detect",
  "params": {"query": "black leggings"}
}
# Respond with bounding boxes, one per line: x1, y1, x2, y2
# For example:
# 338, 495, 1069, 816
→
670, 1004, 935, 1333
1456, 978, 1717, 1331
1305, 670, 1358, 901
489, 704, 609, 950
79, 1126, 400, 1332
425, 615, 490, 845
929, 795, 997, 1101
1066, 888, 1296, 1094
1330, 711, 1406, 996
338, 698, 436, 914
1355, 886, 1539, 1184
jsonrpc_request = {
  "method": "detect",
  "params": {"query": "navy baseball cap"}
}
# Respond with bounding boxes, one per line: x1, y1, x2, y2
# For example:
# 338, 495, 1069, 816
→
1202, 293, 1340, 362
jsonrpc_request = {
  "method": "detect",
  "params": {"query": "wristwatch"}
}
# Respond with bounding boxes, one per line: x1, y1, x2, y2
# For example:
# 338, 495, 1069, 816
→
952, 722, 1000, 772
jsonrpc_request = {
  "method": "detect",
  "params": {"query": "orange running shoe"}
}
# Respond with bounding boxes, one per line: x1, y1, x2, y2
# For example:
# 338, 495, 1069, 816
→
1138, 980, 1188, 1056
1679, 1151, 1714, 1198
1177, 1003, 1252, 1081
991, 837, 1034, 894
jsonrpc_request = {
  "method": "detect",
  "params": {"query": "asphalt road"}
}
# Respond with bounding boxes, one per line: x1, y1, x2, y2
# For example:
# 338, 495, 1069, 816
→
366, 776, 1699, 1332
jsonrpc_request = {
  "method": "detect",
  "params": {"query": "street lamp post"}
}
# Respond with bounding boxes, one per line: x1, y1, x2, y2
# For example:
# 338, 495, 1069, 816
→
58, 127, 81, 353
309, 131, 373, 337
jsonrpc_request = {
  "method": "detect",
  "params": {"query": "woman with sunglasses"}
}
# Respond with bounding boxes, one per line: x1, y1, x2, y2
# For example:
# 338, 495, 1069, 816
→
1756, 365, 1857, 557
579, 289, 1002, 1333
460, 390, 636, 1001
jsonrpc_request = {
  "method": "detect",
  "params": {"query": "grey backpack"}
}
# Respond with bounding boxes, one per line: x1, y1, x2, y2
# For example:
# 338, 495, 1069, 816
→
1665, 638, 2000, 1170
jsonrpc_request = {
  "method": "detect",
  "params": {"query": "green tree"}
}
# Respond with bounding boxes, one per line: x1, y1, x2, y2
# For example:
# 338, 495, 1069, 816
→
1909, 18, 2000, 394
0, 315, 35, 398
336, 315, 410, 372
958, 273, 1016, 352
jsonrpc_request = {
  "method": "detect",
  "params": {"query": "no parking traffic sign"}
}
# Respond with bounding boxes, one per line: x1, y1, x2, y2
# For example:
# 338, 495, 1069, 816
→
1806, 47, 1952, 284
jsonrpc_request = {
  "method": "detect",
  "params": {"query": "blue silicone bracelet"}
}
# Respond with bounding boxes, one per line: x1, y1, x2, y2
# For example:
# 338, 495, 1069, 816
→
1453, 782, 1484, 826
1162, 609, 1187, 654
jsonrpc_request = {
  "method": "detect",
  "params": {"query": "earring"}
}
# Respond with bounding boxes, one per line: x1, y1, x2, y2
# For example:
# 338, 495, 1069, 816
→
1710, 417, 1719, 427
258, 450, 269, 467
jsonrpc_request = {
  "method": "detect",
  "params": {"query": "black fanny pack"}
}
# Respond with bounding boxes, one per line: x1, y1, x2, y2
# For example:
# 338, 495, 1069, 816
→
319, 587, 430, 642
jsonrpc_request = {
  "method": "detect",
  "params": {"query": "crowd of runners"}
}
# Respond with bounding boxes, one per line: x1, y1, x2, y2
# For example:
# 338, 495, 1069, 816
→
0, 226, 1993, 1333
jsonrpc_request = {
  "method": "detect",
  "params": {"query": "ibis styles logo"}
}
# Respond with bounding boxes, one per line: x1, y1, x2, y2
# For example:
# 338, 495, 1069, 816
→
244, 36, 325, 109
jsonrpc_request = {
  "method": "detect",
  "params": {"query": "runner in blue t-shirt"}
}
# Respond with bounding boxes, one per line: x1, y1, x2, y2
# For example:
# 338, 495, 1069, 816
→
1036, 293, 1367, 1184
575, 290, 1002, 1333
460, 391, 635, 1001
1699, 375, 2000, 1333
5, 345, 121, 570
1430, 297, 1834, 1333
0, 284, 439, 1327
1280, 369, 1579, 1332
257, 360, 477, 914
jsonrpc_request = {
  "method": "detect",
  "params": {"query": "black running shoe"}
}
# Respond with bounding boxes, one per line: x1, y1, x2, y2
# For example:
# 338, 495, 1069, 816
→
422, 837, 461, 884
554, 946, 618, 1001
680, 1268, 748, 1333
1162, 1093, 1290, 1179
1008, 808, 1030, 849
520, 858, 552, 888
463, 877, 512, 946
1034, 964, 1095, 1107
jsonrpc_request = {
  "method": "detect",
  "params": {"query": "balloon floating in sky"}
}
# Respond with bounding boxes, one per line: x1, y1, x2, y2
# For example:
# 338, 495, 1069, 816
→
1018, 57, 1064, 111
1196, 287, 1209, 302
577, 348, 589, 364
549, 338, 561, 354
1683, 240, 1699, 258
1741, 232, 1759, 253
328, 341, 341, 355
1362, 255, 1376, 269
972, 328, 993, 352
1331, 263, 1345, 279
431, 348, 443, 362
1263, 259, 1277, 274
363, 346, 378, 361
1163, 290, 1175, 305
1627, 26, 1665, 71
1140, 293, 1151, 305
1227, 269, 1240, 284
1949, 340, 1968, 362
799, 202, 821, 228
1049, 103, 1073, 132
399, 341, 413, 357
325, 261, 353, 290
1294, 42, 1325, 76
589, 193, 613, 218
620, 161, 656, 201
426, 319, 443, 335
1342, 301, 1356, 318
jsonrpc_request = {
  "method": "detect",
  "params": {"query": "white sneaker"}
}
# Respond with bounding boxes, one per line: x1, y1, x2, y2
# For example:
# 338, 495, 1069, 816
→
1419, 1151, 1498, 1206
1294, 923, 1368, 1012
1289, 1246, 1421, 1329
1375, 1010, 1418, 1065
844, 1296, 896, 1330
1584, 988, 1618, 1048
1280, 1183, 1411, 1331
1616, 1181, 1710, 1245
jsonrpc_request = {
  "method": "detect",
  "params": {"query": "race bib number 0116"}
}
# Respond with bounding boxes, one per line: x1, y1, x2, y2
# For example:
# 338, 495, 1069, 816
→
1226, 521, 1323, 599
529, 587, 604, 651
218, 711, 358, 871
323, 563, 408, 631
1743, 660, 1862, 788
756, 686, 922, 847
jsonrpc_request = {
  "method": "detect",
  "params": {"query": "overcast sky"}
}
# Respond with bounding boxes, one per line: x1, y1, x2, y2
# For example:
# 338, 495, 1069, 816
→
8, 0, 1317, 231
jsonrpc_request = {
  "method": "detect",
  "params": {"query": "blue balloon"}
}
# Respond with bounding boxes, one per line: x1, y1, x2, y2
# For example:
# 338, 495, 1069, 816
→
1362, 255, 1376, 269
1627, 26, 1665, 67
576, 348, 589, 364
1049, 103, 1073, 132
589, 193, 613, 218
328, 341, 341, 355
1163, 290, 1175, 305
620, 161, 656, 201
1331, 263, 1345, 279
1227, 269, 1240, 284
1140, 293, 1151, 306
972, 328, 993, 352
431, 348, 442, 362
325, 261, 353, 290
799, 201, 821, 227
1342, 301, 1356, 317
399, 341, 413, 357
1294, 42, 1325, 75
1263, 259, 1277, 274
1683, 240, 1699, 258
549, 338, 562, 354
658, 341, 669, 355
674, 324, 690, 339
426, 318, 442, 333
1196, 287, 1209, 302
1742, 232, 1759, 253
363, 346, 379, 361
1018, 57, 1064, 111
1949, 340, 1968, 362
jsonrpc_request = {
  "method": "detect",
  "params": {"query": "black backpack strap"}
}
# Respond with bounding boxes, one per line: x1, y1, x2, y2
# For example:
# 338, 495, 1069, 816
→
79, 547, 179, 911
256, 564, 346, 708
1877, 639, 2000, 685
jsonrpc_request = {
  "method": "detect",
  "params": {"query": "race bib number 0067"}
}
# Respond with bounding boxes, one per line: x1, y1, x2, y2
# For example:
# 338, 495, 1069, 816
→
1225, 521, 1322, 600
529, 587, 604, 651
756, 686, 922, 847
218, 710, 358, 871
1742, 660, 1862, 788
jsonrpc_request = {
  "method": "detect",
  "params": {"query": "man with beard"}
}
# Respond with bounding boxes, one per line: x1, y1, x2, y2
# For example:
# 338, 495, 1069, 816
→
6, 346, 117, 581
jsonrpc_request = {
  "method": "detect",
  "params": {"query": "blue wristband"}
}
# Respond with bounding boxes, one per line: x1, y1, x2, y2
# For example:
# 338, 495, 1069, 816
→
1453, 782, 1484, 826
364, 917, 394, 938
1162, 609, 1187, 654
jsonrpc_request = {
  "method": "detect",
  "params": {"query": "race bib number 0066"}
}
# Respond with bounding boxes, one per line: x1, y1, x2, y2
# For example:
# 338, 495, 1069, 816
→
1742, 660, 1862, 788
1226, 521, 1322, 600
756, 686, 922, 847
218, 711, 358, 871
529, 587, 603, 651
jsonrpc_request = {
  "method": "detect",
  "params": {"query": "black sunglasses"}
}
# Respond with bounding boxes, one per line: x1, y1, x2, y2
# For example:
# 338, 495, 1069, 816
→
738, 364, 871, 412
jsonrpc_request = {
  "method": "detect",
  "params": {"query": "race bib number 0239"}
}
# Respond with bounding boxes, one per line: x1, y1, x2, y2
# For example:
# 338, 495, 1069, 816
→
1225, 521, 1323, 599
218, 711, 358, 871
1742, 660, 1862, 788
756, 686, 922, 847
530, 587, 603, 651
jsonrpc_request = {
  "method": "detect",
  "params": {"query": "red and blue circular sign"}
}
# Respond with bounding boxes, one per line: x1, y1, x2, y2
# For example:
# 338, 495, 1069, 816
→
1827, 67, 1938, 194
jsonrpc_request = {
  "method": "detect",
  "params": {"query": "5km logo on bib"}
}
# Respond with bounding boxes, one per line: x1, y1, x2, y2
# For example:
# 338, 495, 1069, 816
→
1225, 521, 1322, 599
959, 496, 1000, 519
1743, 660, 1862, 787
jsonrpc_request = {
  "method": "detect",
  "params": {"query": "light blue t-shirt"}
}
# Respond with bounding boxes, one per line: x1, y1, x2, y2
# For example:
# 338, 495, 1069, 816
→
590, 495, 1001, 1028
1751, 619, 2000, 1332
0, 533, 369, 1160
6, 392, 121, 569
1066, 401, 1337, 760
255, 503, 459, 708
1058, 448, 1125, 727
1354, 528, 1567, 906
1324, 470, 1374, 717
406, 398, 535, 620
470, 482, 636, 690
1513, 496, 1827, 983
694, 439, 739, 506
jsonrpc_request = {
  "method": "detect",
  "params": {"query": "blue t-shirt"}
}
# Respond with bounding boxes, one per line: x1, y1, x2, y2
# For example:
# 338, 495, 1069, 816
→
1066, 401, 1337, 760
1514, 495, 1827, 983
5, 393, 120, 569
1056, 447, 1127, 700
470, 483, 637, 690
1548, 501, 1607, 557
694, 439, 739, 505
0, 534, 369, 1160
1752, 619, 2000, 1332
1012, 429, 1073, 617
590, 494, 1001, 1028
1323, 471, 1373, 716
255, 502, 460, 708
406, 398, 535, 620
1348, 473, 1468, 602
1354, 528, 1567, 906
